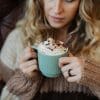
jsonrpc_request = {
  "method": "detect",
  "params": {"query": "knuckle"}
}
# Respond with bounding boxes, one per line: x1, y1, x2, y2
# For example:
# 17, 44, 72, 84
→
63, 71, 68, 78
32, 53, 37, 58
19, 64, 24, 70
25, 47, 32, 54
19, 53, 24, 61
26, 47, 31, 51
33, 59, 37, 64
28, 52, 33, 57
19, 66, 25, 73
34, 64, 38, 68
33, 65, 38, 70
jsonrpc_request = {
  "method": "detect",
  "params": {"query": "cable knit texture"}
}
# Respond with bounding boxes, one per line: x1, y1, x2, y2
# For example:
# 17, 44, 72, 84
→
80, 58, 100, 98
7, 69, 43, 100
0, 28, 100, 100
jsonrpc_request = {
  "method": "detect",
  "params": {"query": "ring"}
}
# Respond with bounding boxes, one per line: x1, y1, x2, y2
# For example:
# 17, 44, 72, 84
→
68, 69, 75, 77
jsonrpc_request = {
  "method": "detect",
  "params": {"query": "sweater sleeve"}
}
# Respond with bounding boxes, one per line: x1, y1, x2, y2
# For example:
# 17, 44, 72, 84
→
0, 28, 25, 82
0, 29, 18, 70
0, 29, 44, 100
0, 59, 14, 82
80, 45, 100, 98
7, 69, 43, 100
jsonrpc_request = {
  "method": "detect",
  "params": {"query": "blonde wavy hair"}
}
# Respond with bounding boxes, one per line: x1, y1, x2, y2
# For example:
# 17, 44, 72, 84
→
16, 0, 100, 54
80, 0, 100, 51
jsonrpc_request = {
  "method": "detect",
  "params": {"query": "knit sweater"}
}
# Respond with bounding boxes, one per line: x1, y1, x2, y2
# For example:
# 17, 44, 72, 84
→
0, 28, 100, 100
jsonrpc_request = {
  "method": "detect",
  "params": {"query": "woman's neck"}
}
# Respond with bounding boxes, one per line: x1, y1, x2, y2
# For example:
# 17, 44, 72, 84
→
54, 28, 68, 43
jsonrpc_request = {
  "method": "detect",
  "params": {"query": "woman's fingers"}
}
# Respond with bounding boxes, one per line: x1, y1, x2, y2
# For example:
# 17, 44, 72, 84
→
62, 70, 69, 78
59, 56, 83, 82
62, 65, 82, 82
23, 65, 38, 74
19, 60, 38, 74
61, 63, 76, 78
19, 59, 37, 69
70, 67, 81, 76
20, 47, 37, 63
61, 63, 75, 73
22, 64, 38, 77
67, 74, 81, 83
18, 47, 39, 77
59, 57, 77, 67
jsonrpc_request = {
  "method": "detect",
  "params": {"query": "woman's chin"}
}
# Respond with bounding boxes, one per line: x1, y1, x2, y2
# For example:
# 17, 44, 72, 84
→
50, 23, 66, 29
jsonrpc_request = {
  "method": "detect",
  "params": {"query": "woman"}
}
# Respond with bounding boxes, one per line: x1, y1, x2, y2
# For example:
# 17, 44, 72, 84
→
0, 0, 100, 100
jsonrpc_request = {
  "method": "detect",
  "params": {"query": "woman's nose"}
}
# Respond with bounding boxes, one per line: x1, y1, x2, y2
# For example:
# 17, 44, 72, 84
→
54, 0, 63, 14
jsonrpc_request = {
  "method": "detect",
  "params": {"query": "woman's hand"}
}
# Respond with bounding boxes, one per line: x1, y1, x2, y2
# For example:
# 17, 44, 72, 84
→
19, 47, 38, 77
59, 56, 84, 83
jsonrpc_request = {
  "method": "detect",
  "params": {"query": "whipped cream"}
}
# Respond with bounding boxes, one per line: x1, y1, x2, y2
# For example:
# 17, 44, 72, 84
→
38, 38, 68, 56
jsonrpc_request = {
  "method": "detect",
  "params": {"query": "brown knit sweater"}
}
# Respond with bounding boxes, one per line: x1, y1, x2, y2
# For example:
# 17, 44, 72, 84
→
80, 58, 100, 98
0, 60, 14, 82
5, 56, 100, 100
0, 30, 100, 100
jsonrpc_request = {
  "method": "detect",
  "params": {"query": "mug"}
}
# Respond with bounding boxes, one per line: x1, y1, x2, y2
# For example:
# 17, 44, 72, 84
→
32, 45, 67, 78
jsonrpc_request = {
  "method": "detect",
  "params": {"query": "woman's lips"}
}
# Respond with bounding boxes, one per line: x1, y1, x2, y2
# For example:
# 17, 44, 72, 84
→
50, 15, 64, 22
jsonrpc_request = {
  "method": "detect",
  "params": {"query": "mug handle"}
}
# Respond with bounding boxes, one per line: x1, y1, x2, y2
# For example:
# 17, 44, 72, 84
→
31, 45, 38, 52
31, 45, 40, 70
27, 45, 38, 60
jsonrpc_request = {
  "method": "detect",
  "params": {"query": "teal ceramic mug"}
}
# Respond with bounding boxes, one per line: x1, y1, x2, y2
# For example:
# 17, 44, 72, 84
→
32, 45, 67, 78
